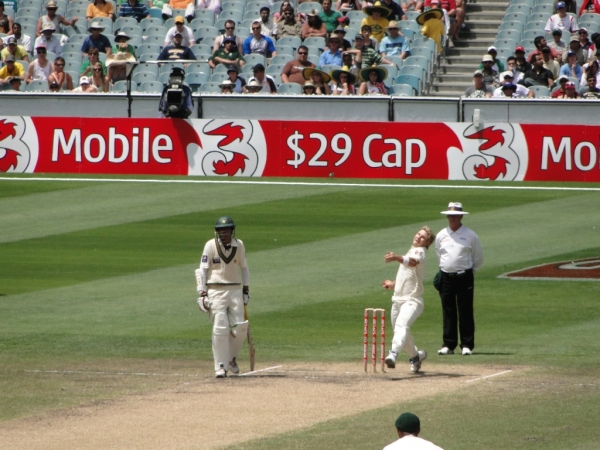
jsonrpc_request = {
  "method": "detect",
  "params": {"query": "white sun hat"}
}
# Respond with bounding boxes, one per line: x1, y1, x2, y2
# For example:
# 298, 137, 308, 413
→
440, 202, 470, 215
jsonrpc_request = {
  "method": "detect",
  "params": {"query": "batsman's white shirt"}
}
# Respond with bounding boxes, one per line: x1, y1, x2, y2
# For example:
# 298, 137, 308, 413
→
435, 225, 483, 273
383, 435, 444, 450
201, 238, 248, 286
393, 246, 426, 305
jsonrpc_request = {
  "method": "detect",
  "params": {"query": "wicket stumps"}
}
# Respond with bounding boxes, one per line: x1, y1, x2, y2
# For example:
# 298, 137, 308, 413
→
363, 308, 386, 373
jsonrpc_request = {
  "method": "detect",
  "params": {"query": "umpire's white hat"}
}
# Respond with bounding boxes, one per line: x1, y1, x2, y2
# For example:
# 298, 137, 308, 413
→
441, 202, 470, 215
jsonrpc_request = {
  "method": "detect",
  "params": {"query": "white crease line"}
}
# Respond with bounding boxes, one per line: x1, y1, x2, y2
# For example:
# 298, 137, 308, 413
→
465, 370, 512, 383
238, 365, 283, 376
1, 176, 599, 192
25, 370, 197, 377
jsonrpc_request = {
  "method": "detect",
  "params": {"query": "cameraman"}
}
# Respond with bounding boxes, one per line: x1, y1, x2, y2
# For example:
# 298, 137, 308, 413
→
158, 67, 194, 118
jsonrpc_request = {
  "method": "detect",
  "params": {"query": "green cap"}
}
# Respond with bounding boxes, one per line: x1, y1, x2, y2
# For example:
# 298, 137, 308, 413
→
395, 412, 420, 433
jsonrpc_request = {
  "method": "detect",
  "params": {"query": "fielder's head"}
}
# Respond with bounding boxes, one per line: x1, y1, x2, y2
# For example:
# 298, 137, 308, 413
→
214, 216, 236, 243
395, 412, 420, 436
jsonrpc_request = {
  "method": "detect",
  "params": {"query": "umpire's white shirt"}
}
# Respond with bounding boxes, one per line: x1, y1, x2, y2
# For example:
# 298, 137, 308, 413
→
383, 434, 444, 450
435, 225, 483, 273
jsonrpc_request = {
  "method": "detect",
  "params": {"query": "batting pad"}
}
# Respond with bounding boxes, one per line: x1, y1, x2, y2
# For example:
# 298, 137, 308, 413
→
212, 312, 230, 371
228, 320, 248, 361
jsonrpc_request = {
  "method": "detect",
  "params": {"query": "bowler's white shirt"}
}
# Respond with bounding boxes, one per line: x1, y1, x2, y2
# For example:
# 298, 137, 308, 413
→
393, 246, 426, 304
435, 225, 483, 273
383, 434, 444, 450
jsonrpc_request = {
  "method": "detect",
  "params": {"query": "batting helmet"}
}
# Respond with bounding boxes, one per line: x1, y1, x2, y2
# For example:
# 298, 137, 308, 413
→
214, 216, 236, 229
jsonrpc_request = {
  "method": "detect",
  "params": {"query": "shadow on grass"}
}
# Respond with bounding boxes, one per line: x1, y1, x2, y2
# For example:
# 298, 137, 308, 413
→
389, 371, 465, 381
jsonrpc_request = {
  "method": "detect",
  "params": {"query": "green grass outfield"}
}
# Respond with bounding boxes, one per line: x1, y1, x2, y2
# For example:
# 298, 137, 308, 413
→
1, 175, 600, 449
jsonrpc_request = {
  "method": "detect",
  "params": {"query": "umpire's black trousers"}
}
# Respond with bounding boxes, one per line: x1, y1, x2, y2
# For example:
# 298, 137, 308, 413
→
439, 269, 475, 351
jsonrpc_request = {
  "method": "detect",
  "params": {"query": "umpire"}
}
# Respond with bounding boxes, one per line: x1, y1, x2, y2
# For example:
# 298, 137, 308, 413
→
435, 202, 483, 356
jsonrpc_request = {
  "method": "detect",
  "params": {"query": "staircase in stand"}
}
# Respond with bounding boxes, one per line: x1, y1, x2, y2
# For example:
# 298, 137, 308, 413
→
430, 0, 509, 97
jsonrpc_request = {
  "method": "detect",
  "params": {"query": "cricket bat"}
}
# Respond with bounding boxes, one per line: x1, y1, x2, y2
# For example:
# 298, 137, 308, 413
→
244, 305, 256, 371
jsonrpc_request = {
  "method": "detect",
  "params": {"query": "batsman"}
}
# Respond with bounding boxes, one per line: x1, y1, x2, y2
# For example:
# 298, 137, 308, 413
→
195, 216, 251, 378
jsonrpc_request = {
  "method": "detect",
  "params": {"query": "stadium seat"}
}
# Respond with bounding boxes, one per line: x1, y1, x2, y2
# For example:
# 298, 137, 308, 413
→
321, 64, 341, 75
400, 20, 420, 34
138, 81, 164, 92
133, 71, 158, 84
199, 81, 222, 93
298, 2, 322, 13
186, 63, 211, 75
194, 26, 219, 42
303, 36, 326, 50
512, 0, 534, 6
218, 10, 243, 23
146, 8, 165, 21
498, 21, 524, 32
193, 9, 216, 24
136, 43, 162, 58
112, 80, 137, 92
158, 71, 172, 84
144, 35, 166, 46
62, 22, 87, 37
190, 43, 212, 59
496, 29, 522, 42
144, 25, 168, 37
494, 38, 518, 51
394, 74, 421, 96
389, 83, 415, 96
241, 64, 255, 75
242, 54, 265, 67
266, 63, 286, 75
185, 71, 210, 92
61, 51, 83, 64
269, 54, 292, 65
527, 12, 549, 23
275, 44, 294, 56
275, 36, 301, 50
114, 17, 139, 31
524, 21, 545, 32
159, 61, 185, 75
26, 80, 48, 92
136, 62, 159, 76
532, 4, 553, 14
304, 46, 321, 58
140, 17, 164, 31
404, 11, 420, 20
277, 82, 302, 94
528, 85, 550, 97
506, 4, 531, 14
503, 12, 528, 23
209, 72, 228, 82
399, 28, 415, 41
119, 25, 143, 38
164, 18, 176, 30
345, 10, 364, 21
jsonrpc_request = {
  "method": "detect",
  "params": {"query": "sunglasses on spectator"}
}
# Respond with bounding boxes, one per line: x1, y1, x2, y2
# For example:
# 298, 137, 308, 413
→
94, 68, 102, 71
89, 52, 99, 55
55, 63, 64, 67
37, 49, 47, 53
298, 51, 307, 55
252, 27, 261, 30
47, 7, 57, 10
226, 26, 235, 30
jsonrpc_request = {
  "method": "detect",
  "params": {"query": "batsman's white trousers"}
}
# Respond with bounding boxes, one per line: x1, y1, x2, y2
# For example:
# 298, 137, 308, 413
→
209, 286, 245, 371
390, 299, 424, 359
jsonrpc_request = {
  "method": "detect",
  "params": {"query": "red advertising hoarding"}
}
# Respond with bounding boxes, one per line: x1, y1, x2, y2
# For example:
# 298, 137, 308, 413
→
1, 117, 599, 182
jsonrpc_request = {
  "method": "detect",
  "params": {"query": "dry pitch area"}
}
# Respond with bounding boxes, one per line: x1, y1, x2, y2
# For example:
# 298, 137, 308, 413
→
0, 362, 516, 450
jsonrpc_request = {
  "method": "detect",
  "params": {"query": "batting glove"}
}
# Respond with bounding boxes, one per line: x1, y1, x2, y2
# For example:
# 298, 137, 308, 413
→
197, 292, 210, 313
243, 292, 250, 305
